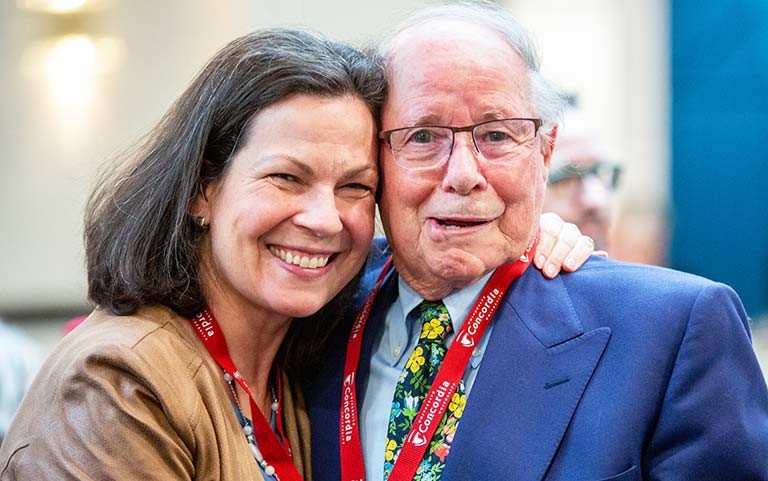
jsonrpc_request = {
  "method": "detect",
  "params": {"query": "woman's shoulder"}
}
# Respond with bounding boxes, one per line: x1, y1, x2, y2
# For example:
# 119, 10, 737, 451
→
34, 305, 214, 403
59, 306, 202, 368
0, 306, 217, 479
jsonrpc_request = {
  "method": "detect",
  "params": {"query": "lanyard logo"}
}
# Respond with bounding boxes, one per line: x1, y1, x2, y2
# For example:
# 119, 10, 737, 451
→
457, 331, 475, 347
407, 431, 428, 447
342, 372, 357, 443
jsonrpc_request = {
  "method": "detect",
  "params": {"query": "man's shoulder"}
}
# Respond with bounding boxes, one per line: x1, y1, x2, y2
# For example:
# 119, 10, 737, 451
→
512, 255, 746, 329
549, 256, 747, 329
563, 255, 724, 293
354, 237, 393, 307
366, 237, 391, 272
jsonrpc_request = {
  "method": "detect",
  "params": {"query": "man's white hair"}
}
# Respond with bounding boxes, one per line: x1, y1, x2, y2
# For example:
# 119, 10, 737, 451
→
379, 1, 568, 139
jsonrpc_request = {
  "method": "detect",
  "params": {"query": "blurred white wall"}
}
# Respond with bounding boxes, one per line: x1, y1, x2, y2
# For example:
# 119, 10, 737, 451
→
511, 0, 669, 263
0, 0, 667, 318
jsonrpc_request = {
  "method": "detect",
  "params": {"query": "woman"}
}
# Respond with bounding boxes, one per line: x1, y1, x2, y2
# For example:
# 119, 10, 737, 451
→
0, 29, 590, 480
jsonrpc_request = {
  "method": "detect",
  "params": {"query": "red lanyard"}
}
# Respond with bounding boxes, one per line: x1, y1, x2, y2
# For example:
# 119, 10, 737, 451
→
190, 307, 302, 481
339, 238, 537, 481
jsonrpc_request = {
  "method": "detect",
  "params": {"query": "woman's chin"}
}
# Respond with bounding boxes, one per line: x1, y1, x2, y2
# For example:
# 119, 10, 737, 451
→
276, 300, 328, 320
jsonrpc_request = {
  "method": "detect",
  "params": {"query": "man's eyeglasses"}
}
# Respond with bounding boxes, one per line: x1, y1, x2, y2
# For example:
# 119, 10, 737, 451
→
547, 161, 622, 191
379, 118, 543, 170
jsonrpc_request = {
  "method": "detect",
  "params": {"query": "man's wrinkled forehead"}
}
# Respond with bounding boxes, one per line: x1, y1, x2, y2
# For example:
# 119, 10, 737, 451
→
383, 17, 517, 77
381, 19, 533, 126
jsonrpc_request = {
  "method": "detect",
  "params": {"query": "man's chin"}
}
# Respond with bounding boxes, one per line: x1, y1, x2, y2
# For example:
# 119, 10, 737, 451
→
427, 248, 502, 288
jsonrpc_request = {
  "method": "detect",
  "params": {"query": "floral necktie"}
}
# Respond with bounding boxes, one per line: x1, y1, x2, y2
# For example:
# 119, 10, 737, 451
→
383, 300, 467, 481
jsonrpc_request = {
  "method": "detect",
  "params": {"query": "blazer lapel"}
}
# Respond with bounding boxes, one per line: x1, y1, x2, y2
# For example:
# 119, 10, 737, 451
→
442, 269, 611, 481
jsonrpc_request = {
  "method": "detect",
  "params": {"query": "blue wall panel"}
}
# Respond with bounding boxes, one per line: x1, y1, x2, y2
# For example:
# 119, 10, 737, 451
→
671, 0, 768, 317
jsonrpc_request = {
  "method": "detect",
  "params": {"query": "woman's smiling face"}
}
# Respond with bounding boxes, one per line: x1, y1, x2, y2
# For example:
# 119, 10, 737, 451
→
195, 93, 378, 321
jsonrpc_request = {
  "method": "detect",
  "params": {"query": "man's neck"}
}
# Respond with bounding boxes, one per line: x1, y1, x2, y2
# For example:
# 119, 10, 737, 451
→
397, 270, 491, 301
396, 270, 494, 330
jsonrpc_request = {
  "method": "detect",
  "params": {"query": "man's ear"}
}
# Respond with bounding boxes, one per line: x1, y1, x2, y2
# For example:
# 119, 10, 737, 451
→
539, 123, 558, 183
542, 123, 558, 168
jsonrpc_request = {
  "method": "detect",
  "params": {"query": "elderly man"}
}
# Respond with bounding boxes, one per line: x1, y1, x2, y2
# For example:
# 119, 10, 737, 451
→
307, 3, 768, 481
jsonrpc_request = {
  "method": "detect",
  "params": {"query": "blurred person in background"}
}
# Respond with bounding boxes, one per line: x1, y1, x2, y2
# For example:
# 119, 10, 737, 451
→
542, 105, 621, 251
0, 320, 40, 445
0, 26, 590, 480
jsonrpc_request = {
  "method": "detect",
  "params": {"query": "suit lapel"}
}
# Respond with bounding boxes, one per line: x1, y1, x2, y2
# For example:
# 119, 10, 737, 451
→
442, 269, 611, 481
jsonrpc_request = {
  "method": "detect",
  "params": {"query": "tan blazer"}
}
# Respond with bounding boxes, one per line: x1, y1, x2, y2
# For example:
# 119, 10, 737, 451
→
0, 306, 312, 481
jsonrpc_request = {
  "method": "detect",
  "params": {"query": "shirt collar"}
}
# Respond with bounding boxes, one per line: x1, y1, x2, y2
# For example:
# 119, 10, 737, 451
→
381, 270, 495, 367
397, 270, 494, 333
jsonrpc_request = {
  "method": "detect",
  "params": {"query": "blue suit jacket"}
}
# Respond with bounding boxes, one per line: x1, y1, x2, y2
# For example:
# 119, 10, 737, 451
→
306, 241, 768, 481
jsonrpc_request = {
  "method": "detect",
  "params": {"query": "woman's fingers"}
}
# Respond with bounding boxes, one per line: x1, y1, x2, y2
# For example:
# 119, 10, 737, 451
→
537, 213, 596, 278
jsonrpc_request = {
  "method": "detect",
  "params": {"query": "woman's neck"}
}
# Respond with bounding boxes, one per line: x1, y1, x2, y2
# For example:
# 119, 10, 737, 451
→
215, 302, 291, 385
202, 297, 292, 419
197, 263, 294, 416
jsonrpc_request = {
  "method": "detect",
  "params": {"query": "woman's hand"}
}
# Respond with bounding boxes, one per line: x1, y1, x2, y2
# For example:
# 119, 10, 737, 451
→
535, 212, 601, 278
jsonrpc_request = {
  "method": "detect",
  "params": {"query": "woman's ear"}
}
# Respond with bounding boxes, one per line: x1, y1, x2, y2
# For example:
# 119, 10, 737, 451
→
190, 182, 213, 229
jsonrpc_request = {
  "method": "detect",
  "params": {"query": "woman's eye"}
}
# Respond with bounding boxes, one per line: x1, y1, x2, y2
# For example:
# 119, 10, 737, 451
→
269, 173, 299, 182
343, 183, 374, 192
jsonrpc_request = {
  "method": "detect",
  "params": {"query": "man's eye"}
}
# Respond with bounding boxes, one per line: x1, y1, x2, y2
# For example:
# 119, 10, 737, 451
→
408, 129, 434, 144
486, 131, 510, 142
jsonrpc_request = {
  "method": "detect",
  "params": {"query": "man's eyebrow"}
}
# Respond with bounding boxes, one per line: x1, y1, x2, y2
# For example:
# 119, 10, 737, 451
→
402, 110, 511, 127
480, 109, 511, 121
405, 113, 442, 126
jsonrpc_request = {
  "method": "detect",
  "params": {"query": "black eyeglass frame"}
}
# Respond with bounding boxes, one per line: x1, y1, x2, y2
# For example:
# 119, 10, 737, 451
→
547, 160, 622, 190
378, 117, 543, 166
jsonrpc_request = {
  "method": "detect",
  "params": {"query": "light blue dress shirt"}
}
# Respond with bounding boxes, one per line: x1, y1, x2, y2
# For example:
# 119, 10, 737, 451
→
359, 272, 495, 481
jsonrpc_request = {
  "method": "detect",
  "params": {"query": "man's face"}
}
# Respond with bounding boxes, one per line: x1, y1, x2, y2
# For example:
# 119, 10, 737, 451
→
542, 134, 615, 249
379, 20, 553, 299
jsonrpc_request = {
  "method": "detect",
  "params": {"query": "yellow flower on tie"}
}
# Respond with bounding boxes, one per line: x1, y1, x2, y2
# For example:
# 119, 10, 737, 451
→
420, 318, 446, 340
384, 438, 397, 461
405, 346, 426, 373
448, 392, 466, 419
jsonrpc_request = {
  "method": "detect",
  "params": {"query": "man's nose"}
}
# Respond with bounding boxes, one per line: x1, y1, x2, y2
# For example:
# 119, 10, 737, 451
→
441, 134, 488, 195
579, 175, 611, 210
293, 189, 343, 236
